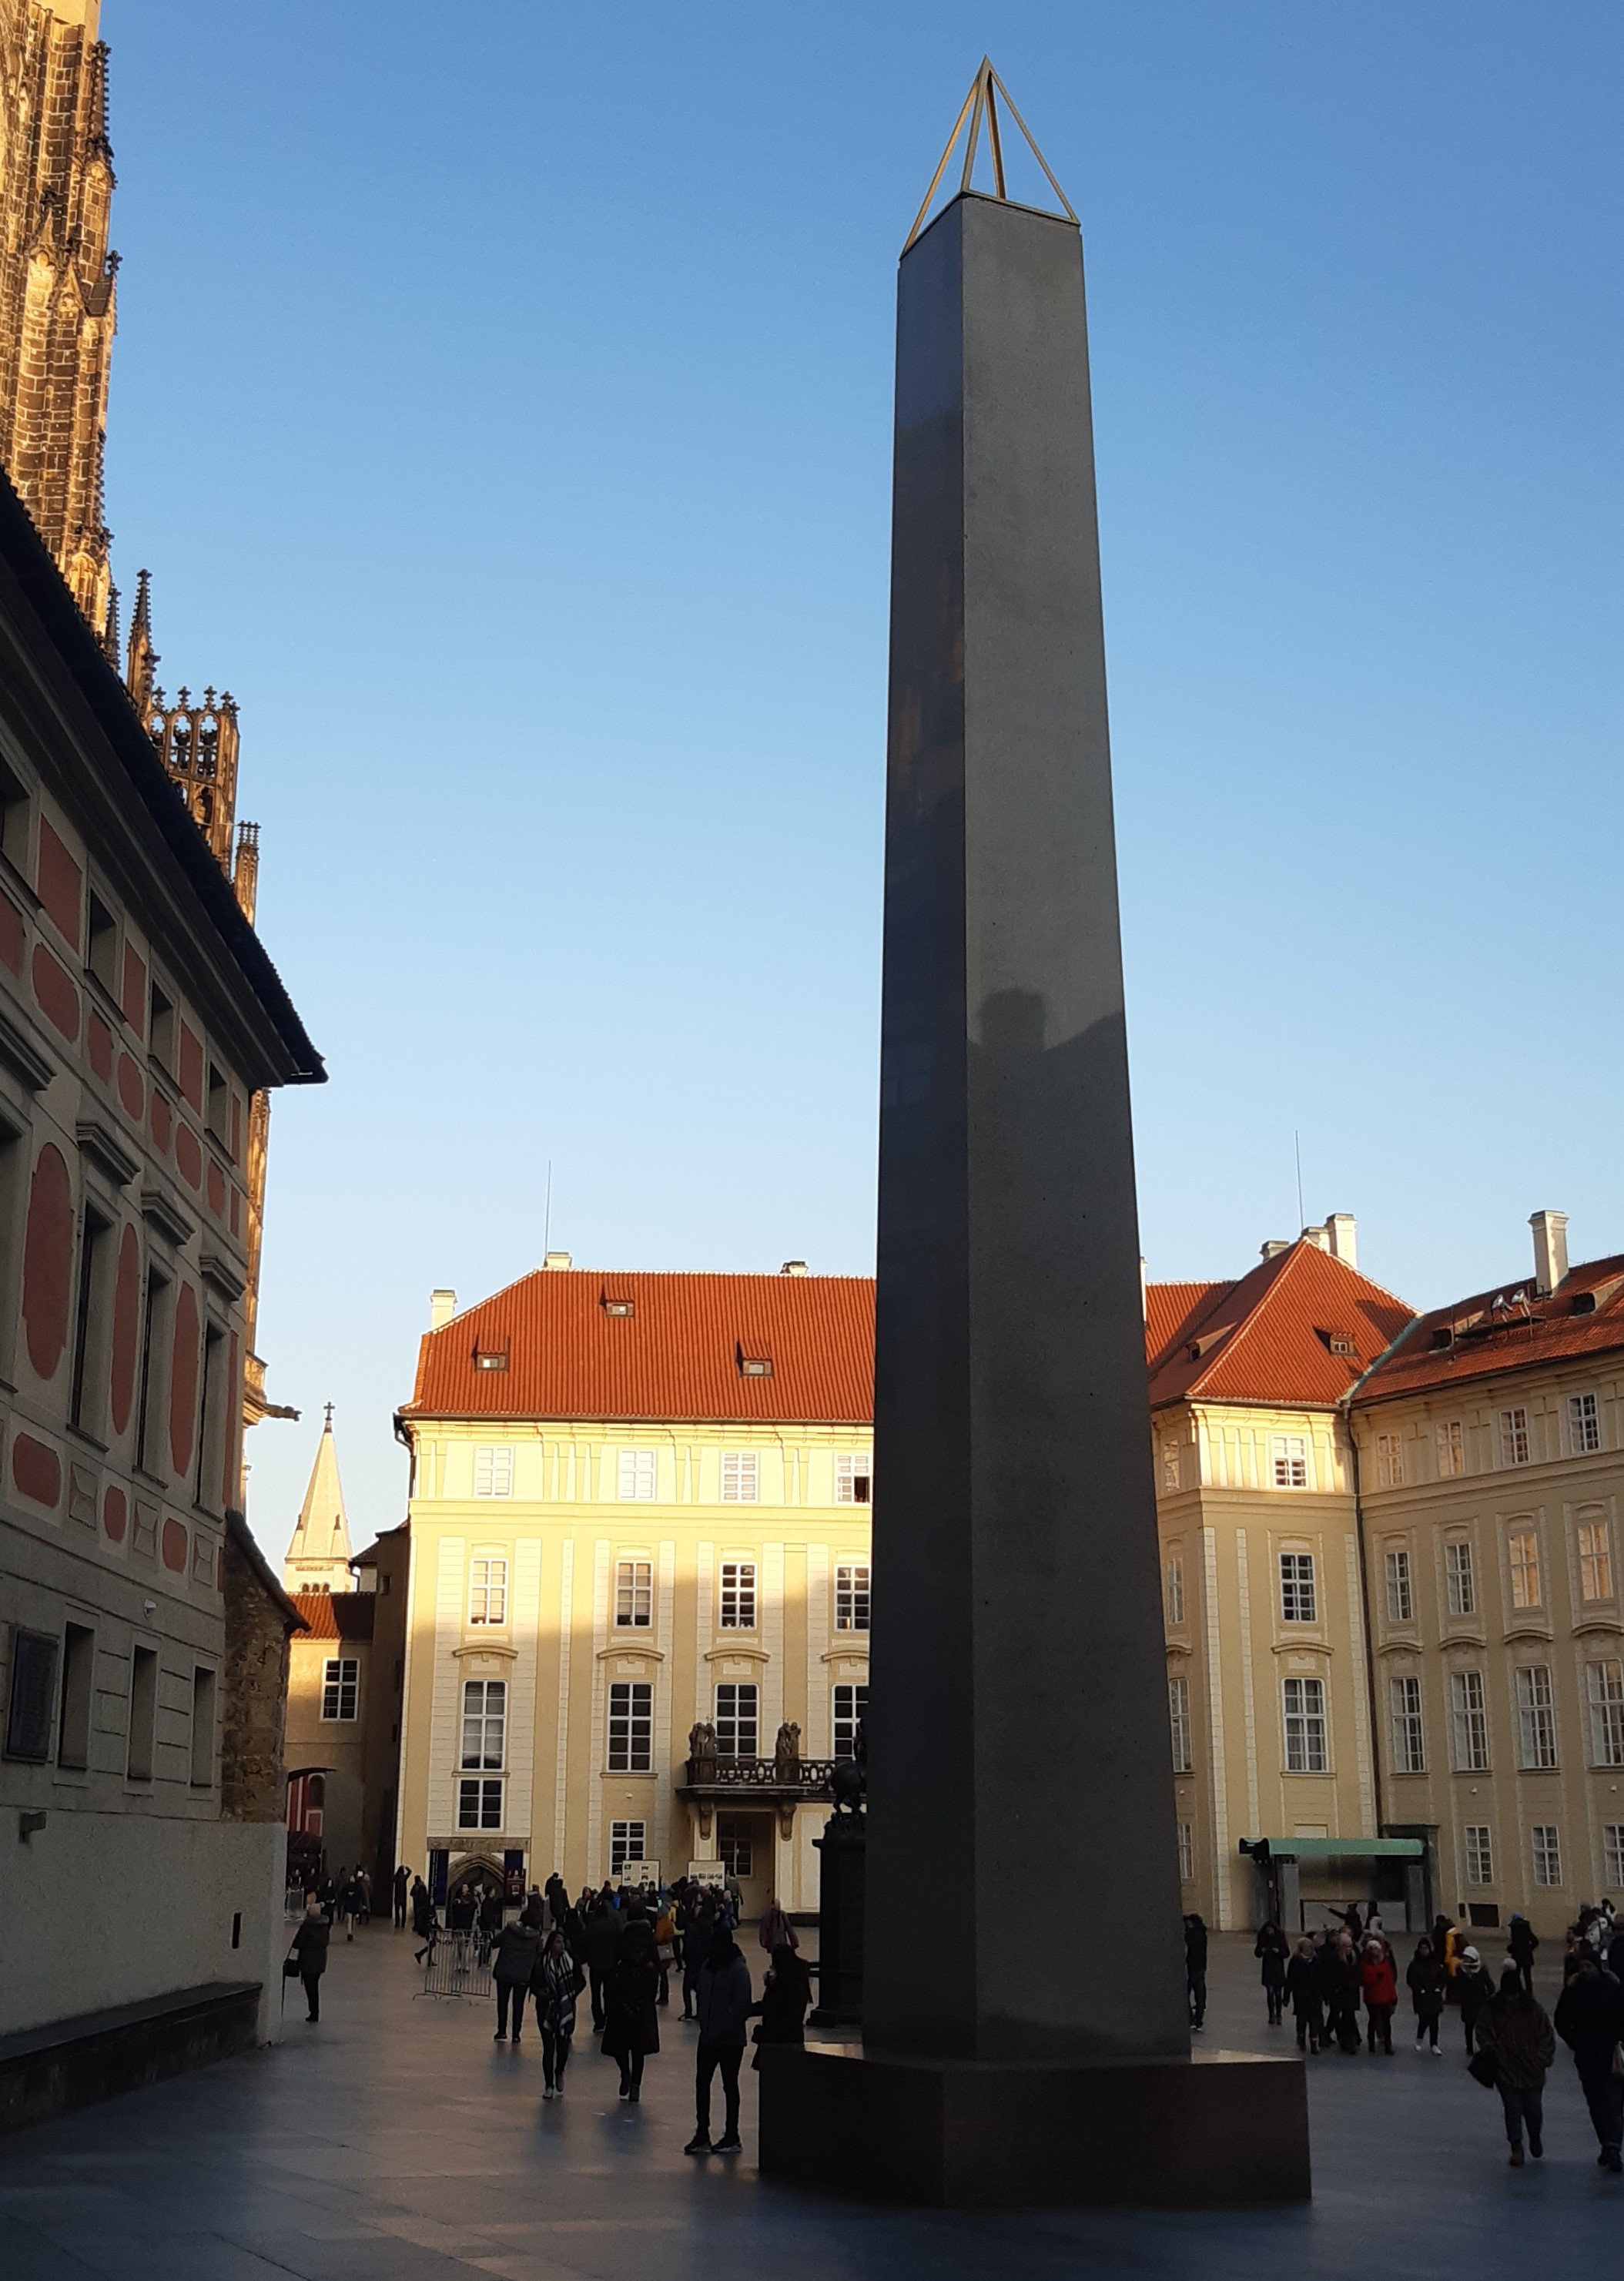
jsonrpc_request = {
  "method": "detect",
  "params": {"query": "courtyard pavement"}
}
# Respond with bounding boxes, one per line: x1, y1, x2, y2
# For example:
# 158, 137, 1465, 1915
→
2, 1925, 1619, 2278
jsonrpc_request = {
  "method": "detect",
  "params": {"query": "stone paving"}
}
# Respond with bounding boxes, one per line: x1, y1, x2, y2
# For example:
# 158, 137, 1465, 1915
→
2, 1926, 1619, 2278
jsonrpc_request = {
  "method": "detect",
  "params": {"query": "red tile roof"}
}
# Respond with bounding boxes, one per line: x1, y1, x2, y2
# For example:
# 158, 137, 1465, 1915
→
1355, 1254, 1624, 1406
290, 1590, 376, 1641
402, 1269, 876, 1427
1146, 1242, 1414, 1412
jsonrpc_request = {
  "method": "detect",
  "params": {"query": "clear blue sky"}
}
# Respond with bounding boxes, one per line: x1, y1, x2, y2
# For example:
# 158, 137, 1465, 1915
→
102, 3, 1622, 1556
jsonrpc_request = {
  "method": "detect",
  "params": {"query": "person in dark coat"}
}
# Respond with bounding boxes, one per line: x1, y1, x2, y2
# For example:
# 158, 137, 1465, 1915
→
1325, 1933, 1362, 2055
681, 1891, 717, 2020
477, 1886, 504, 1938
1254, 1922, 1291, 2025
531, 1929, 580, 2097
1456, 1946, 1493, 2055
1184, 1914, 1208, 2031
750, 1943, 812, 2068
410, 1877, 435, 1951
1555, 1951, 1624, 2172
1507, 1913, 1539, 1996
685, 1925, 754, 2154
1406, 1936, 1445, 2052
1478, 1965, 1556, 2166
491, 1906, 544, 2043
290, 1894, 330, 2023
448, 1883, 475, 1932
341, 1872, 367, 1941
1284, 1937, 1321, 2053
392, 1864, 410, 1930
581, 1901, 624, 2033
545, 1872, 570, 1928
601, 1919, 661, 2102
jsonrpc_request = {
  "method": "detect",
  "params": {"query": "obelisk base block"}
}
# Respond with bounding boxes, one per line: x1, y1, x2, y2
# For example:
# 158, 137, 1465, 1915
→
758, 2042, 1310, 2209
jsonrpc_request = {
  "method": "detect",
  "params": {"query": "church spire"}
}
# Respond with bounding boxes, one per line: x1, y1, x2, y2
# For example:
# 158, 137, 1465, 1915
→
282, 1405, 354, 1593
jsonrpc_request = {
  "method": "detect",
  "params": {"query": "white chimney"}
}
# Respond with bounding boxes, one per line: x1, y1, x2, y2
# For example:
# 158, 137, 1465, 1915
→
781, 1260, 808, 1277
430, 1288, 457, 1329
1530, 1210, 1568, 1295
1301, 1224, 1331, 1254
1261, 1239, 1291, 1261
1326, 1213, 1358, 1269
543, 1251, 572, 1271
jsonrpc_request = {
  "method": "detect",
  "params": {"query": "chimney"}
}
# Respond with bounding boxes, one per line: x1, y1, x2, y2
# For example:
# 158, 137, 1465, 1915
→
1301, 1225, 1331, 1254
1261, 1239, 1291, 1261
1530, 1210, 1569, 1295
780, 1260, 808, 1277
544, 1251, 572, 1271
1326, 1213, 1358, 1269
430, 1288, 456, 1329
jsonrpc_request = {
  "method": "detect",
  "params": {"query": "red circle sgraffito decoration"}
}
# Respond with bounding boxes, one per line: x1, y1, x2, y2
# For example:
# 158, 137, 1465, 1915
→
21, 1144, 73, 1381
88, 1010, 114, 1080
117, 1052, 144, 1120
104, 1484, 128, 1542
13, 1433, 62, 1508
162, 1517, 188, 1573
109, 1224, 140, 1435
31, 943, 79, 1041
176, 1124, 202, 1189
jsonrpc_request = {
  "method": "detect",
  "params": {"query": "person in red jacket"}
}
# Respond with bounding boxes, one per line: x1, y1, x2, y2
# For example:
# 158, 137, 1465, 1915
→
1361, 1936, 1399, 2055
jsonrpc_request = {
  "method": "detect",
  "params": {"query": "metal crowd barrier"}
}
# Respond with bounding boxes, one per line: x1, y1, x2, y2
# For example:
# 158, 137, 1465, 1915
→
417, 1928, 495, 2001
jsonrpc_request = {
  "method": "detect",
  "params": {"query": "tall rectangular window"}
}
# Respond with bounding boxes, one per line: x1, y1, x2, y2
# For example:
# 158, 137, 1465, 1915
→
607, 1681, 652, 1772
127, 1645, 157, 1781
460, 1678, 506, 1769
1164, 1556, 1185, 1625
135, 1267, 170, 1474
1160, 1439, 1180, 1492
1498, 1408, 1532, 1468
1436, 1420, 1465, 1478
1465, 1824, 1494, 1887
720, 1452, 758, 1503
469, 1557, 507, 1625
1530, 1824, 1562, 1888
1282, 1677, 1328, 1773
1451, 1669, 1490, 1770
1569, 1391, 1602, 1455
189, 1666, 216, 1787
1587, 1661, 1624, 1768
1388, 1675, 1425, 1773
717, 1814, 754, 1877
1169, 1676, 1192, 1773
68, 1204, 112, 1432
1508, 1528, 1542, 1610
835, 1453, 872, 1505
610, 1820, 647, 1876
1271, 1435, 1309, 1489
1445, 1539, 1476, 1617
1606, 1825, 1624, 1891
614, 1559, 653, 1628
832, 1683, 868, 1760
835, 1563, 870, 1633
474, 1446, 514, 1498
195, 1320, 227, 1511
618, 1449, 655, 1500
1579, 1518, 1614, 1603
719, 1561, 757, 1629
57, 1623, 95, 1770
1515, 1666, 1557, 1769
714, 1683, 758, 1760
321, 1657, 359, 1721
457, 1778, 502, 1830
1279, 1552, 1317, 1623
1385, 1548, 1413, 1623
1177, 1821, 1194, 1882
1375, 1432, 1404, 1489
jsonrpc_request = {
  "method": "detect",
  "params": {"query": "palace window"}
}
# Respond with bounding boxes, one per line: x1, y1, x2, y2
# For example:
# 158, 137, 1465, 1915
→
1436, 1420, 1465, 1479
1375, 1433, 1404, 1489
1508, 1528, 1542, 1610
320, 1657, 359, 1722
1606, 1825, 1624, 1891
1498, 1408, 1532, 1469
1389, 1675, 1425, 1774
1282, 1677, 1328, 1774
714, 1683, 758, 1760
1445, 1539, 1476, 1617
832, 1683, 867, 1761
1569, 1391, 1602, 1456
469, 1556, 507, 1626
457, 1778, 502, 1830
618, 1449, 656, 1500
1385, 1548, 1414, 1624
719, 1561, 757, 1630
717, 1814, 755, 1878
1465, 1824, 1494, 1887
1530, 1824, 1562, 1889
1164, 1556, 1185, 1626
1177, 1821, 1194, 1882
1279, 1552, 1317, 1624
608, 1681, 652, 1773
610, 1820, 646, 1876
1515, 1666, 1558, 1770
720, 1452, 758, 1503
1579, 1517, 1613, 1603
1271, 1435, 1309, 1489
460, 1679, 505, 1770
474, 1445, 514, 1498
1450, 1670, 1490, 1770
835, 1563, 870, 1633
1586, 1661, 1624, 1769
1160, 1439, 1180, 1493
1169, 1676, 1192, 1774
835, 1453, 872, 1505
615, 1558, 653, 1628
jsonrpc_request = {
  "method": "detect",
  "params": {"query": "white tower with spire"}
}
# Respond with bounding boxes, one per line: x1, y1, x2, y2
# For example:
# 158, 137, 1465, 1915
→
283, 1405, 353, 1593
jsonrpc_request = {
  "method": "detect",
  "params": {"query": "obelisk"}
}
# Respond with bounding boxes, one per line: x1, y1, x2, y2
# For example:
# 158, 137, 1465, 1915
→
758, 68, 1309, 2208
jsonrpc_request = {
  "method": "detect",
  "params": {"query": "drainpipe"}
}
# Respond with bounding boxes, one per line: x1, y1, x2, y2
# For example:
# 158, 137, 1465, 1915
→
1343, 1408, 1385, 1837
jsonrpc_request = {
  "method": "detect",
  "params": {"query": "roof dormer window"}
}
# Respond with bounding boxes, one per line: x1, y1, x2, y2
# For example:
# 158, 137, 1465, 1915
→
602, 1295, 635, 1318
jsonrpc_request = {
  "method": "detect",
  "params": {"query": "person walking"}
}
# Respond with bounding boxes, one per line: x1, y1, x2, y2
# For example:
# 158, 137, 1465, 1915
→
1406, 1935, 1446, 2054
685, 1923, 754, 2155
492, 1904, 544, 2045
1456, 1946, 1493, 2055
681, 1890, 715, 2021
1554, 1948, 1624, 2172
290, 1894, 330, 2024
601, 1918, 661, 2103
1477, 1964, 1556, 2167
581, 1899, 624, 2035
1254, 1921, 1290, 2027
532, 1929, 579, 2098
654, 1898, 678, 2007
1285, 1937, 1322, 2054
342, 1870, 367, 1941
1360, 1936, 1398, 2055
1184, 1914, 1208, 2032
545, 1871, 570, 1928
392, 1864, 410, 1931
1507, 1913, 1539, 1997
1326, 1932, 1363, 2055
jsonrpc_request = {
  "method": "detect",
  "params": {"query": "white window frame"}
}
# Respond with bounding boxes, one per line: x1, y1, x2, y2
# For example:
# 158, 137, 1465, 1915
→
1606, 1824, 1624, 1891
1465, 1824, 1494, 1887
832, 1682, 867, 1760
1389, 1673, 1425, 1774
614, 1557, 653, 1630
1169, 1675, 1192, 1774
719, 1559, 757, 1630
457, 1777, 502, 1830
1569, 1391, 1602, 1456
610, 1819, 647, 1876
320, 1656, 359, 1722
1160, 1439, 1180, 1493
460, 1678, 506, 1770
1587, 1660, 1624, 1769
834, 1563, 870, 1633
1579, 1516, 1614, 1604
720, 1451, 759, 1503
1176, 1820, 1194, 1882
618, 1448, 656, 1501
1385, 1547, 1413, 1624
1508, 1526, 1542, 1611
608, 1680, 652, 1773
1279, 1552, 1317, 1624
1436, 1420, 1465, 1479
474, 1445, 514, 1499
1164, 1556, 1185, 1626
1451, 1668, 1490, 1770
834, 1453, 872, 1506
1271, 1434, 1309, 1490
469, 1555, 508, 1626
1515, 1665, 1558, 1770
714, 1682, 758, 1760
1282, 1676, 1328, 1774
1531, 1824, 1562, 1889
1498, 1408, 1532, 1469
1445, 1539, 1476, 1617
1375, 1432, 1404, 1489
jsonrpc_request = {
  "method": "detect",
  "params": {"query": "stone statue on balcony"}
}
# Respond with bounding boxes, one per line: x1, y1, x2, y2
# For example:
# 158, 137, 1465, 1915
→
830, 1718, 867, 1816
774, 1721, 802, 1778
688, 1719, 718, 1774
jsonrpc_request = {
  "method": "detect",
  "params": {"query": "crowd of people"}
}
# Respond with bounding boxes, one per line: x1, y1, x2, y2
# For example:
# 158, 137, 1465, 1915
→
1184, 1897, 1624, 2171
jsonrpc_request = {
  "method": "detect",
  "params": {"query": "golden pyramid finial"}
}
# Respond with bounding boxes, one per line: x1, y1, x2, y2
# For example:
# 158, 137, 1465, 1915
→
904, 59, 1078, 255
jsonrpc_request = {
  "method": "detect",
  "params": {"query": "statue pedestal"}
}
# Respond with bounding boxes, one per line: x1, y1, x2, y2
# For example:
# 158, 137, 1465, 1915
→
758, 2042, 1310, 2209
807, 1813, 865, 2027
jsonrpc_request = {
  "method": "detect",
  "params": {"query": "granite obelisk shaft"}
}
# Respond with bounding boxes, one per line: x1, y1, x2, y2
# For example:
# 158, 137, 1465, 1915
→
865, 191, 1188, 2062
